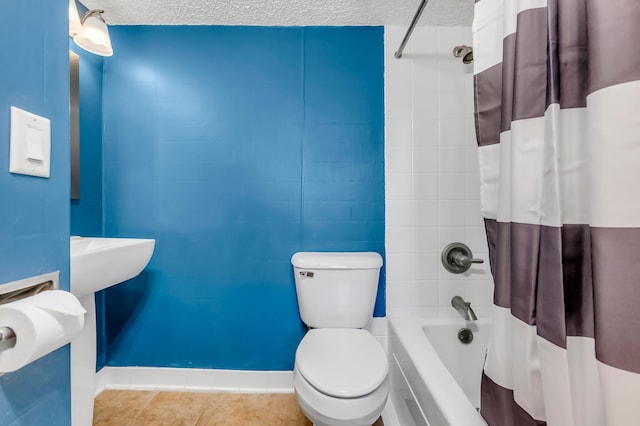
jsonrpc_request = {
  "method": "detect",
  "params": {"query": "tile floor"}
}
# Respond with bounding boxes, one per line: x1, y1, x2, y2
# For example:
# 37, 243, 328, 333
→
93, 390, 384, 426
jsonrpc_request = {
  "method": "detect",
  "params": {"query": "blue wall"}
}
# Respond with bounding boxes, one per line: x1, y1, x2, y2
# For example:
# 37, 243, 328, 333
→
101, 26, 385, 370
0, 0, 71, 424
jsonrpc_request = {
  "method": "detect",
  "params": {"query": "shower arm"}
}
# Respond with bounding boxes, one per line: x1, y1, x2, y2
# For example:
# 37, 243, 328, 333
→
394, 0, 431, 59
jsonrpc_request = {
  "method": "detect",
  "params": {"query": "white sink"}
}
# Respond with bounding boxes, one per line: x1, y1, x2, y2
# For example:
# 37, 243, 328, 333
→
70, 236, 155, 298
69, 236, 155, 426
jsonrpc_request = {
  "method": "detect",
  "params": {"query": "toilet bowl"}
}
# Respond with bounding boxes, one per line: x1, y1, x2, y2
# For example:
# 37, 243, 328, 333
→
291, 252, 387, 426
294, 329, 388, 426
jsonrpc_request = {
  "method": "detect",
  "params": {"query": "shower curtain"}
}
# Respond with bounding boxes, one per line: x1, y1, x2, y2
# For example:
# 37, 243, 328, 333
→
473, 0, 640, 425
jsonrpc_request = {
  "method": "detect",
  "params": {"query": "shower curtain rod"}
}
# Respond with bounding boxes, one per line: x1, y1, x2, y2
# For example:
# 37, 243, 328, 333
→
394, 0, 430, 59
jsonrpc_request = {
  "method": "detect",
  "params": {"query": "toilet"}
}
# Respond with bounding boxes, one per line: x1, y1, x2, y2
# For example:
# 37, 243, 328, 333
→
291, 252, 388, 426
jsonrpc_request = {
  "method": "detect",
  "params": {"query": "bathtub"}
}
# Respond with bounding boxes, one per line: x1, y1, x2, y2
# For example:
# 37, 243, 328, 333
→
388, 317, 491, 426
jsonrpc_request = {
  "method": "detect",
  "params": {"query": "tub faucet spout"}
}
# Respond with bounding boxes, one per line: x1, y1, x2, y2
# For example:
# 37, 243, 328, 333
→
451, 296, 478, 321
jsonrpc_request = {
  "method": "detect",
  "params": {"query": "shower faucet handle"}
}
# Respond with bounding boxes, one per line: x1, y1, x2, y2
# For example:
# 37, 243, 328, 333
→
451, 252, 484, 267
441, 243, 484, 274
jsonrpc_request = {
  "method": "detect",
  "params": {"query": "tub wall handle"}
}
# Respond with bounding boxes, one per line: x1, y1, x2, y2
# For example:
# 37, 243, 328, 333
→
441, 243, 484, 274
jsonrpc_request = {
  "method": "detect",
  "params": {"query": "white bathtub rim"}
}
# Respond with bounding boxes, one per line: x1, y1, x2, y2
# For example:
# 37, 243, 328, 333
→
390, 317, 489, 426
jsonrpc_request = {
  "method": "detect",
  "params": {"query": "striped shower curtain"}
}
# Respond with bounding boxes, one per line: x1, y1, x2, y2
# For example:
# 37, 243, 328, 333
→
473, 0, 640, 425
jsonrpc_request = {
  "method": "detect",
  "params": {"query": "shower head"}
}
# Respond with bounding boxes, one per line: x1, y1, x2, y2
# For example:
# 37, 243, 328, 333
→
453, 45, 473, 64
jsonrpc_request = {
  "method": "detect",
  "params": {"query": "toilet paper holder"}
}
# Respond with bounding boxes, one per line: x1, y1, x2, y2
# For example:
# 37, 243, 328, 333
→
0, 271, 60, 352
0, 328, 16, 351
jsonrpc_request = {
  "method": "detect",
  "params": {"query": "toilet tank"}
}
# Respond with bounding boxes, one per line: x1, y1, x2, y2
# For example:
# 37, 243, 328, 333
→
291, 252, 383, 329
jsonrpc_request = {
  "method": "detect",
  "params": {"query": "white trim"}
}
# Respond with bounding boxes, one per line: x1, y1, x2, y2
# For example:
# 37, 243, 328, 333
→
95, 367, 107, 397
95, 367, 294, 395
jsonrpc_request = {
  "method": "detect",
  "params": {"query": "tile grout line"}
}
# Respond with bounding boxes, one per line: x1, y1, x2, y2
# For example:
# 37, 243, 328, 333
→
130, 391, 160, 426
193, 399, 209, 426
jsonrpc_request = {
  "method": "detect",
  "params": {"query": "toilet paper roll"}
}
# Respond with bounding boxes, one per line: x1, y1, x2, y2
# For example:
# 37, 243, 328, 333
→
0, 290, 86, 373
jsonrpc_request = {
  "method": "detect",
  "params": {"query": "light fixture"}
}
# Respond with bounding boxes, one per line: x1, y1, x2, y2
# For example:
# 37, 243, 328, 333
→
73, 9, 113, 57
68, 0, 82, 36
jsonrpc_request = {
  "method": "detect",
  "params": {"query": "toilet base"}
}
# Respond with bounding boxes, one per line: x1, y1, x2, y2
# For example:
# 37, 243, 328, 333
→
298, 397, 385, 426
294, 367, 389, 426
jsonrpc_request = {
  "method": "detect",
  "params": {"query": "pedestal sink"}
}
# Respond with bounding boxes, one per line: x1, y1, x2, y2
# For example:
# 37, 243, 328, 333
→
70, 237, 155, 426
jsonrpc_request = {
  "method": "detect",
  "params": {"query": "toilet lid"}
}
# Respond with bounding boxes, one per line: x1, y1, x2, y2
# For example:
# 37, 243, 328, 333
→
295, 329, 388, 398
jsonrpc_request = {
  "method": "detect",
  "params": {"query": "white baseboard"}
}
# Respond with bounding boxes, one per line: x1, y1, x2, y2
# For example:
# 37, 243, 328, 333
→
95, 367, 293, 396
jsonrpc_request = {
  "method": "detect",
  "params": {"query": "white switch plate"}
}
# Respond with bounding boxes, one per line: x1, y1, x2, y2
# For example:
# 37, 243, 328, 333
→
9, 106, 51, 178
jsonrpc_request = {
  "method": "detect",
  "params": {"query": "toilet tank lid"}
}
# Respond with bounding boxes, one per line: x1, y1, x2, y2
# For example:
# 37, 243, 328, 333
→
291, 252, 382, 269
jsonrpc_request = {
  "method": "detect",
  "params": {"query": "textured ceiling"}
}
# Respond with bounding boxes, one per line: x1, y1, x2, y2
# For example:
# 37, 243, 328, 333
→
79, 0, 473, 26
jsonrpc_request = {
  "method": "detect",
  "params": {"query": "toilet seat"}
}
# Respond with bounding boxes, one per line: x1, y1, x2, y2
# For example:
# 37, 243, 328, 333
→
294, 365, 389, 426
295, 328, 388, 398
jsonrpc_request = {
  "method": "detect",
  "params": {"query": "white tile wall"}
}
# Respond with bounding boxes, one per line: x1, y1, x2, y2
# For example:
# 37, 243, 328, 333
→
384, 26, 493, 318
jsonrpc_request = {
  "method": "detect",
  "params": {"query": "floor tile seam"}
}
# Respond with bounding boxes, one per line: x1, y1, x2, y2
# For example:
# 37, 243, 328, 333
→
193, 402, 211, 426
131, 390, 161, 425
